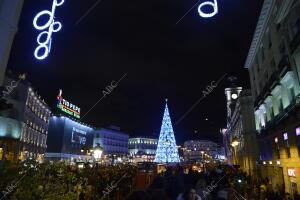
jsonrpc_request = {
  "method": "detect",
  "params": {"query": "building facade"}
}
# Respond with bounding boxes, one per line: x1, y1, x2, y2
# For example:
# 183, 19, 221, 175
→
46, 115, 94, 161
245, 0, 300, 196
128, 137, 158, 162
93, 126, 128, 156
223, 87, 242, 164
0, 0, 24, 85
226, 90, 259, 176
183, 140, 225, 162
0, 75, 51, 161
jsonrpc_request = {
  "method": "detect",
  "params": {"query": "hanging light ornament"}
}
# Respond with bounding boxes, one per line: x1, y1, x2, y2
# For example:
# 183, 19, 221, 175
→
33, 0, 64, 60
198, 0, 218, 18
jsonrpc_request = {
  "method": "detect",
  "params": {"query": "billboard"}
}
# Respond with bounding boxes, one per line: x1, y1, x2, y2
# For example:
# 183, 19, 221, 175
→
71, 127, 87, 145
47, 116, 94, 155
57, 89, 80, 119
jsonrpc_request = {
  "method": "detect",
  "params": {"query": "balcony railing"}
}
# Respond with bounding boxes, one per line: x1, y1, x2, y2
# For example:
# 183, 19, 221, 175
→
258, 94, 300, 135
254, 71, 279, 108
290, 30, 300, 54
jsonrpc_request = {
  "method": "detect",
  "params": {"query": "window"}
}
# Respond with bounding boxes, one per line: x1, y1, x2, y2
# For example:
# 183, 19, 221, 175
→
264, 70, 268, 80
267, 30, 272, 48
270, 58, 276, 71
283, 132, 291, 158
276, 23, 281, 31
259, 81, 263, 91
292, 19, 300, 36
261, 47, 265, 62
278, 98, 283, 112
289, 87, 295, 101
256, 56, 260, 72
279, 40, 286, 55
296, 127, 300, 157
270, 106, 274, 119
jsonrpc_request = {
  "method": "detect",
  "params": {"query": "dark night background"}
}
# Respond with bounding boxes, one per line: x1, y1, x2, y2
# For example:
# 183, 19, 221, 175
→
7, 0, 263, 145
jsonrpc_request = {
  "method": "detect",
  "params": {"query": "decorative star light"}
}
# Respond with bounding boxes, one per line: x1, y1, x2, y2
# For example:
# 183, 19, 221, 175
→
33, 0, 64, 60
198, 0, 218, 18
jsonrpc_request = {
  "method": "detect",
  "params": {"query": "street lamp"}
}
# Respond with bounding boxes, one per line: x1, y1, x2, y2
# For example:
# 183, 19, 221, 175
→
93, 144, 103, 162
231, 137, 239, 165
231, 139, 239, 147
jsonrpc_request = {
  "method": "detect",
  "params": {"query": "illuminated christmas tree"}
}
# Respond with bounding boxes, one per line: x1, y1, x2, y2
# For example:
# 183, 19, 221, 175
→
154, 99, 180, 163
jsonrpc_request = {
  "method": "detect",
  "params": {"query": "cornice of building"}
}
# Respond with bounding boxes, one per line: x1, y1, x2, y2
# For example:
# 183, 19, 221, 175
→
244, 0, 274, 69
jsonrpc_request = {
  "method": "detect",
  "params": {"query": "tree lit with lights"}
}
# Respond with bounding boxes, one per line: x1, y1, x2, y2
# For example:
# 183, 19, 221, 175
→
154, 99, 180, 163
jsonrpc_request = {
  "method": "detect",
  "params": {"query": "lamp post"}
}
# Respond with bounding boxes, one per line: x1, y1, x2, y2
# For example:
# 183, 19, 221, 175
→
93, 143, 103, 162
231, 137, 240, 165
92, 144, 103, 200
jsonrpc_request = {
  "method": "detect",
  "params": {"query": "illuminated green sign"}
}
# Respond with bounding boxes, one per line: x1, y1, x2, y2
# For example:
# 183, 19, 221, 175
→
57, 90, 80, 119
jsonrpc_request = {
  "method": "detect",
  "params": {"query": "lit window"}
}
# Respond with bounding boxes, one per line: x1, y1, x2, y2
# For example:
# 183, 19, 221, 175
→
283, 133, 288, 140
296, 127, 300, 136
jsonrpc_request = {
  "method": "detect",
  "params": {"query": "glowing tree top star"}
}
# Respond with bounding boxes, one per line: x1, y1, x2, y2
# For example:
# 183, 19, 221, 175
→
154, 99, 180, 164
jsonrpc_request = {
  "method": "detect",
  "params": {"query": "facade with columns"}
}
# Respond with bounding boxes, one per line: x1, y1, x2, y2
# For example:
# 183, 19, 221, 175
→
245, 0, 300, 196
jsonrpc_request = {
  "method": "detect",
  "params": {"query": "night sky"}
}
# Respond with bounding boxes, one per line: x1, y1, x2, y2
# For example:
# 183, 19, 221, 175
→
7, 0, 263, 145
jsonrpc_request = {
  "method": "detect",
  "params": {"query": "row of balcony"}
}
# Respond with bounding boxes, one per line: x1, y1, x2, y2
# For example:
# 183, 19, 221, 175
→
258, 95, 300, 135
254, 55, 291, 108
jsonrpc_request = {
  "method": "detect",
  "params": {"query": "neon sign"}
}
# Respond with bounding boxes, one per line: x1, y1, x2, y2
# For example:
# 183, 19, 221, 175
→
57, 89, 80, 119
198, 0, 218, 18
33, 0, 64, 60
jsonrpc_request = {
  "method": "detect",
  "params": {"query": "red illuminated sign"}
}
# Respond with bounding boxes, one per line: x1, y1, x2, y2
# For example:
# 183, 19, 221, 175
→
288, 168, 296, 177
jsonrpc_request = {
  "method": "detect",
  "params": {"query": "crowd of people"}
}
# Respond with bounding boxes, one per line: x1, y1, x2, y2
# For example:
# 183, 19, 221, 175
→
125, 165, 300, 200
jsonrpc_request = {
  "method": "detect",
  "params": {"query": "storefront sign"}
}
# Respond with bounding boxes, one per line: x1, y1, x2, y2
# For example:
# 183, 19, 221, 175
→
57, 89, 80, 119
288, 168, 296, 177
